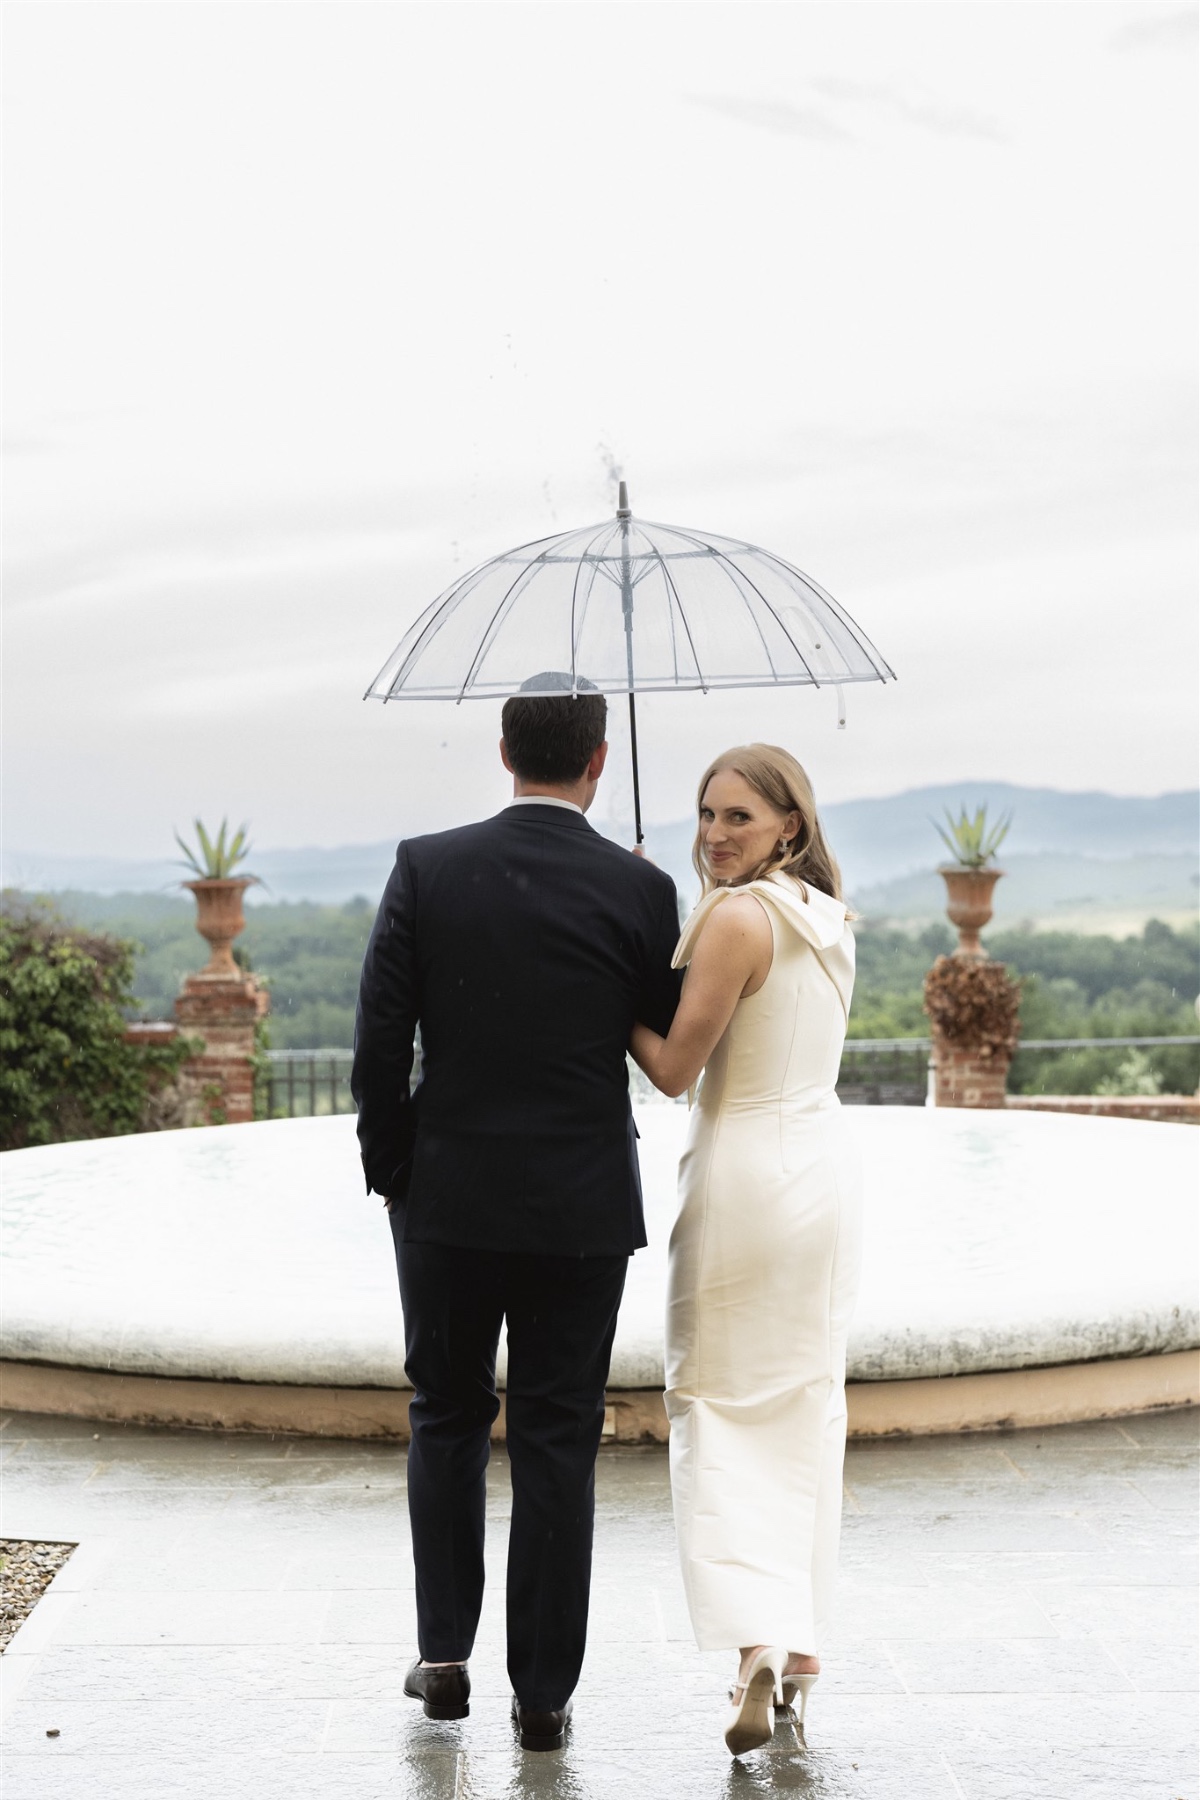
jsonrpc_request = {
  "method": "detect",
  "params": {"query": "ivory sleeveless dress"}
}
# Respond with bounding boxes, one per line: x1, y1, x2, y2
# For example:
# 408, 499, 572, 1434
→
664, 873, 863, 1655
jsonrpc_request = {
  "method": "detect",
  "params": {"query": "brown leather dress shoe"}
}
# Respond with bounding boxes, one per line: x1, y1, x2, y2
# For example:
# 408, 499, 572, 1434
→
511, 1695, 573, 1751
403, 1658, 470, 1720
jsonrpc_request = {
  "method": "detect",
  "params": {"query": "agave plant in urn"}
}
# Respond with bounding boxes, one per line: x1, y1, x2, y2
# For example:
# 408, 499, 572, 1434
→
933, 804, 1011, 957
174, 818, 260, 977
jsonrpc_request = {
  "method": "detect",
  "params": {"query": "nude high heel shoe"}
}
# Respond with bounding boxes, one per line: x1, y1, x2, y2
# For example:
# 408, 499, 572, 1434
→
724, 1647, 786, 1756
779, 1670, 818, 1731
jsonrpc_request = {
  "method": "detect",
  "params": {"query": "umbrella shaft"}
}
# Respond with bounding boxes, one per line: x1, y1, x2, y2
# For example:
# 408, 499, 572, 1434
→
627, 691, 644, 847
617, 518, 643, 848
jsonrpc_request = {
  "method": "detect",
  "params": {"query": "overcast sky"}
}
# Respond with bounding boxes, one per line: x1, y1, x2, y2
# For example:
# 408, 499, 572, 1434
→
5, 1, 1197, 860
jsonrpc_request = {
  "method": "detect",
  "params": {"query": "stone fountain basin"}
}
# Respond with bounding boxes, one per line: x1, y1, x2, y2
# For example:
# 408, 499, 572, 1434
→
2, 1107, 1195, 1389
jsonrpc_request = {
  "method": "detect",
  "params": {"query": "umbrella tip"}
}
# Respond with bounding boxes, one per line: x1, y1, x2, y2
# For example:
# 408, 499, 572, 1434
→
616, 480, 631, 519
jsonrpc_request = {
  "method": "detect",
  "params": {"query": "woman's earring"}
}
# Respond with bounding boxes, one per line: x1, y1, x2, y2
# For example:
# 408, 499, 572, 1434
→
777, 838, 788, 855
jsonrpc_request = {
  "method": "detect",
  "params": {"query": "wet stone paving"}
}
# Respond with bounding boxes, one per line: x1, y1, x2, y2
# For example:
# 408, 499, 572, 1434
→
0, 1406, 1196, 1800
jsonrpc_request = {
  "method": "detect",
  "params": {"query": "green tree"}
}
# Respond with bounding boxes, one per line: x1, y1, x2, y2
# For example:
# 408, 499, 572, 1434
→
848, 917, 1198, 1094
30, 892, 1199, 1091
0, 897, 191, 1150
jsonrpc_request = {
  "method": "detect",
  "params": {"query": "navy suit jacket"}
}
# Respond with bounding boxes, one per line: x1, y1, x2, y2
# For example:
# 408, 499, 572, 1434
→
352, 803, 683, 1256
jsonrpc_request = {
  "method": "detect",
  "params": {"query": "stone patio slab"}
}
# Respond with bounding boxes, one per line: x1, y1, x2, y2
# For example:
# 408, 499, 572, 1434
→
1, 1406, 1196, 1798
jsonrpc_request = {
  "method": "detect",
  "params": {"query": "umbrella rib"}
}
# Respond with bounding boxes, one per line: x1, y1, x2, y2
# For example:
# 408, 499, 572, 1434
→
642, 522, 782, 677
664, 556, 681, 685
752, 546, 897, 681
716, 555, 782, 680
491, 520, 597, 562
454, 526, 595, 701
651, 523, 817, 685
376, 520, 602, 697
569, 520, 623, 690
369, 561, 492, 697
639, 537, 708, 690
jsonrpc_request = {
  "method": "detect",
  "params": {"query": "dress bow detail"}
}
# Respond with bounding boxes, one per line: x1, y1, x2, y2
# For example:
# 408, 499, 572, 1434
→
673, 874, 854, 1020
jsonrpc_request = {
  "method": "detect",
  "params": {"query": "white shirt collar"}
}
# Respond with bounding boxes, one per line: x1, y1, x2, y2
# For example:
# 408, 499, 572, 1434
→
506, 794, 583, 815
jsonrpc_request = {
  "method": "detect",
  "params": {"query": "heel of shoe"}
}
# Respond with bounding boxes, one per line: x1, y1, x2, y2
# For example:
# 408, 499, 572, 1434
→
423, 1698, 469, 1721
724, 1647, 789, 1757
777, 1669, 819, 1722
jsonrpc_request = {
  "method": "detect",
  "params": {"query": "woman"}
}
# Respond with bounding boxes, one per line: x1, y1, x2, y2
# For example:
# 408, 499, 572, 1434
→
630, 744, 862, 1758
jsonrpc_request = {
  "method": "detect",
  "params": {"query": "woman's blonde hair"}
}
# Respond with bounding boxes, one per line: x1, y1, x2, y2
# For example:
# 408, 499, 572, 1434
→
692, 743, 846, 902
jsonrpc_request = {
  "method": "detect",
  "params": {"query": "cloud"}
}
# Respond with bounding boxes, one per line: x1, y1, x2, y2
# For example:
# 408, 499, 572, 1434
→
811, 76, 1008, 143
136, 654, 374, 722
685, 93, 852, 142
1110, 8, 1198, 51
687, 78, 1006, 147
6, 524, 434, 620
1, 434, 58, 457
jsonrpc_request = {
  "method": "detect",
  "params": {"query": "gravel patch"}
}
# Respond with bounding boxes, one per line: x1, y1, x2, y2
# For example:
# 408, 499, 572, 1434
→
0, 1540, 75, 1651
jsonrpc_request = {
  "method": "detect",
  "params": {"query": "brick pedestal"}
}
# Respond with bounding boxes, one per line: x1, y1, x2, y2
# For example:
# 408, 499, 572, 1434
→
123, 1022, 181, 1049
931, 1031, 1012, 1108
174, 973, 269, 1126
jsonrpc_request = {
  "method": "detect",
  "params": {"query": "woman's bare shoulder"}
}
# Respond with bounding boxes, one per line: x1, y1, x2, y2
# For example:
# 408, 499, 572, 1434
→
692, 890, 772, 956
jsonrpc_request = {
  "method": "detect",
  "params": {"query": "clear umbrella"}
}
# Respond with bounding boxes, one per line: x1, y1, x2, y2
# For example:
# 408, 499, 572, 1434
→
365, 483, 895, 844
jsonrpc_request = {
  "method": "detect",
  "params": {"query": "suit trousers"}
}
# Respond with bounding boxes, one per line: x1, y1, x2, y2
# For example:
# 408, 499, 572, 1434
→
390, 1219, 628, 1710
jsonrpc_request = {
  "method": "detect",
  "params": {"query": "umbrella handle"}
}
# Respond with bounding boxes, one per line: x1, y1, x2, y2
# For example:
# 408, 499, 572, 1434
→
628, 691, 644, 847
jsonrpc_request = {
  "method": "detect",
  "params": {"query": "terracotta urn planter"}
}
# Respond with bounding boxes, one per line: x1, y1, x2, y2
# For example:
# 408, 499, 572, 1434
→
184, 878, 254, 978
938, 865, 1004, 958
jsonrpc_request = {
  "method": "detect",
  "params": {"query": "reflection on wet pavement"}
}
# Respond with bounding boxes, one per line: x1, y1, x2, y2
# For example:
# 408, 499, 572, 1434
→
0, 1408, 1196, 1799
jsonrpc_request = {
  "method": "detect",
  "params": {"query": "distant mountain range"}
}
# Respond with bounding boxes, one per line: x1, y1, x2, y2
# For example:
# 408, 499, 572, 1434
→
630, 785, 1199, 931
5, 783, 1197, 931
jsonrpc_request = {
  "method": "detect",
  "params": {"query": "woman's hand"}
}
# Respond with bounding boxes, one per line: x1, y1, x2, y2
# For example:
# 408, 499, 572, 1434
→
630, 895, 771, 1098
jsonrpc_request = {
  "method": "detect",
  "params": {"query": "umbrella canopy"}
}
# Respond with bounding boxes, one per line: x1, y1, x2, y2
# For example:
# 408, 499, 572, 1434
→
365, 483, 895, 842
367, 484, 894, 704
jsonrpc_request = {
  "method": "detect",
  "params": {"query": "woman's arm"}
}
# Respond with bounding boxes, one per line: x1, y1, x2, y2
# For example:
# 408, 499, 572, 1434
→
630, 894, 772, 1098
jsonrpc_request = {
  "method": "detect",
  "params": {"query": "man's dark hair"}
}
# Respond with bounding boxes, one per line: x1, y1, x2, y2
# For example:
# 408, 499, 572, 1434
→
502, 674, 607, 784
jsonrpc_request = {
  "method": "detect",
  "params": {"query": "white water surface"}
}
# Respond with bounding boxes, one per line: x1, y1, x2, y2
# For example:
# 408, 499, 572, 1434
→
2, 1108, 1196, 1387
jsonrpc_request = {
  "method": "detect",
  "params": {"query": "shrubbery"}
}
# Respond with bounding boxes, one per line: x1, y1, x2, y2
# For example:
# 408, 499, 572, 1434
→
923, 955, 1022, 1056
853, 917, 1199, 1094
13, 891, 1200, 1098
0, 897, 192, 1150
46, 891, 373, 1051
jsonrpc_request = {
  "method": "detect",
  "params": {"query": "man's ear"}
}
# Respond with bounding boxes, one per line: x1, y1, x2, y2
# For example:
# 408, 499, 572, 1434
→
587, 741, 609, 781
500, 738, 514, 775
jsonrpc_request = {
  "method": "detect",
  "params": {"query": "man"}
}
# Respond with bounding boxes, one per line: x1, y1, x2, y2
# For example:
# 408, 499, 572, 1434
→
352, 673, 681, 1751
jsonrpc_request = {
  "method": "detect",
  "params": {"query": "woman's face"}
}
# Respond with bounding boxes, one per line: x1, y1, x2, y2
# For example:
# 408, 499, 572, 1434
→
699, 770, 801, 885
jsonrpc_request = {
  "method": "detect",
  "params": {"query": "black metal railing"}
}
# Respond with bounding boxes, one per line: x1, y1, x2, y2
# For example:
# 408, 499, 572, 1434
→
264, 1036, 1200, 1119
1008, 1034, 1200, 1096
837, 1038, 933, 1105
836, 1035, 1200, 1106
264, 1050, 356, 1118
